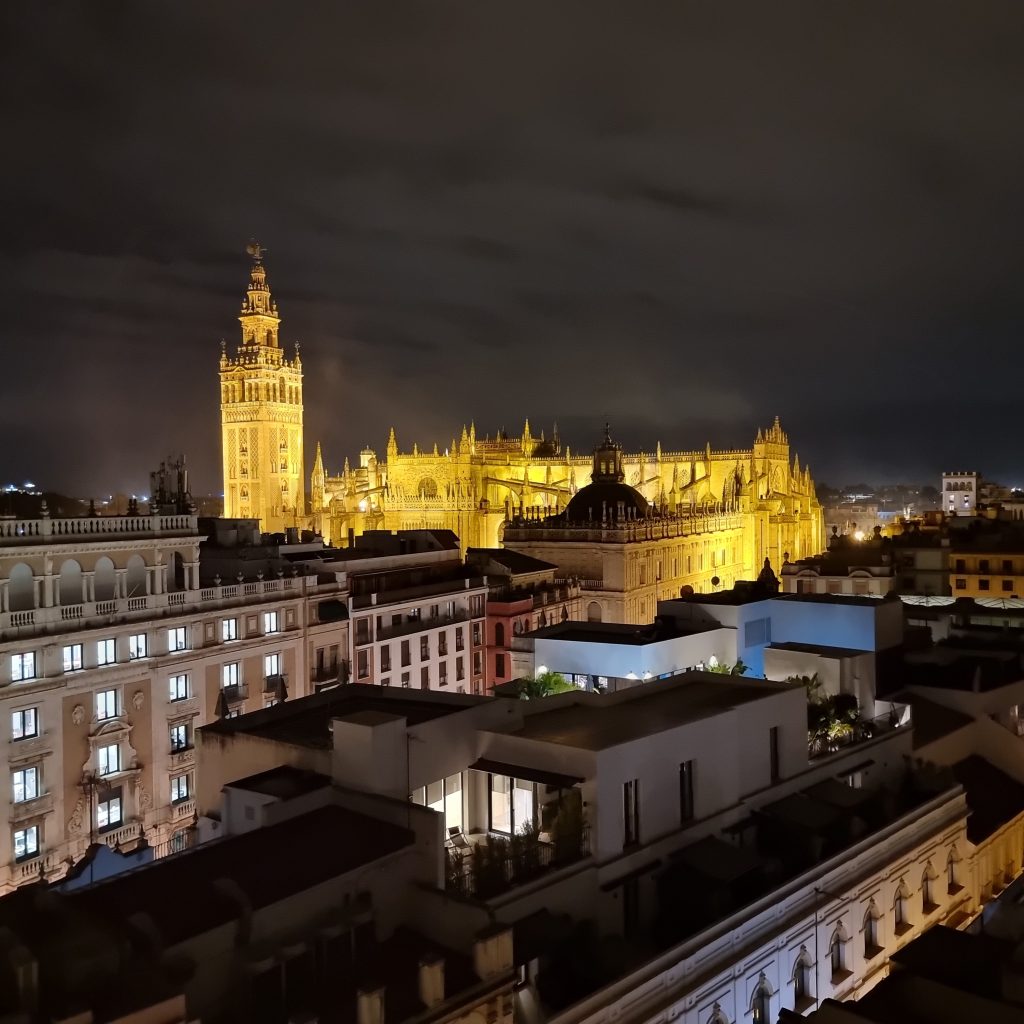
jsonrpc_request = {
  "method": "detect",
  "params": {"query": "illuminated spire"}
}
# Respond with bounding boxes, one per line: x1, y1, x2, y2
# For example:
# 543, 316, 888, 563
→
387, 426, 398, 457
239, 240, 280, 350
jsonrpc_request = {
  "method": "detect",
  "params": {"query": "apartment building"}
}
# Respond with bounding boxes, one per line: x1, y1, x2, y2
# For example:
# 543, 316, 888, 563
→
0, 510, 348, 894
465, 547, 584, 691
190, 669, 1005, 1024
333, 530, 488, 695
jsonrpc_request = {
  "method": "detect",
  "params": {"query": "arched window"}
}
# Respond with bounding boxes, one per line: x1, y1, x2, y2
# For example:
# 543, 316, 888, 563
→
58, 559, 83, 606
587, 601, 602, 623
707, 1005, 729, 1024
947, 848, 961, 892
922, 863, 938, 912
125, 555, 147, 598
792, 949, 813, 1004
94, 557, 116, 602
829, 931, 845, 976
495, 622, 505, 647
8, 563, 35, 612
894, 880, 911, 932
864, 903, 881, 955
750, 977, 772, 1024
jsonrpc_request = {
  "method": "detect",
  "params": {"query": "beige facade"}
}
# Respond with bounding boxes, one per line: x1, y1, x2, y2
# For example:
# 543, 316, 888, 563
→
0, 512, 346, 894
220, 244, 305, 535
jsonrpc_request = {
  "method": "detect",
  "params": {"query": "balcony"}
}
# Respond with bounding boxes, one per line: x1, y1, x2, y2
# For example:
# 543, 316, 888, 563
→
220, 683, 248, 704
264, 673, 288, 700
377, 610, 469, 642
101, 821, 142, 850
169, 747, 195, 769
350, 576, 487, 611
445, 825, 591, 901
172, 798, 197, 821
0, 513, 198, 544
808, 708, 911, 761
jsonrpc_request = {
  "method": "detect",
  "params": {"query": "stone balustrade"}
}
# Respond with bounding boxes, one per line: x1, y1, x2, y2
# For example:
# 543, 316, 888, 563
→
0, 514, 199, 543
0, 576, 307, 638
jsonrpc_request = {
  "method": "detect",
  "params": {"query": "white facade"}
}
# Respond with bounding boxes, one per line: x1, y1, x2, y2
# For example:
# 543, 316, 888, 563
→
943, 472, 979, 516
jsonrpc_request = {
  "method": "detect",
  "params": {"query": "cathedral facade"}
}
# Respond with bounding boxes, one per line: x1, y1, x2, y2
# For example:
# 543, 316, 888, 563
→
219, 245, 305, 535
312, 418, 824, 615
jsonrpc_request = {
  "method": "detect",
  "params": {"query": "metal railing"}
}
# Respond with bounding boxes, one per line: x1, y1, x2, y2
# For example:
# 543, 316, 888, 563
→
808, 709, 910, 760
377, 610, 469, 642
445, 826, 591, 900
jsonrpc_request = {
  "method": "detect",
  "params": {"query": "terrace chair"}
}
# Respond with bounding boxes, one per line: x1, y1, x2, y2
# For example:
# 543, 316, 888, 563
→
448, 826, 471, 850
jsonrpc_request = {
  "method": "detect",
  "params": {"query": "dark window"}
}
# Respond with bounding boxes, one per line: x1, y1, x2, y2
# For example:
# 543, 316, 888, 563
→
679, 760, 695, 823
954, 559, 966, 572
420, 636, 430, 660
1003, 560, 1014, 573
421, 666, 430, 688
769, 726, 781, 783
623, 779, 639, 847
381, 646, 391, 672
495, 622, 506, 647
495, 652, 505, 678
979, 579, 990, 591
955, 578, 966, 590
830, 936, 843, 975
979, 559, 990, 572
401, 640, 411, 667
1003, 580, 1014, 592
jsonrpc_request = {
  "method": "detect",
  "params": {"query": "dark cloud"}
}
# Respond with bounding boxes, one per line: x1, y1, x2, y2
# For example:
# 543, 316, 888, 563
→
3, 2, 1024, 495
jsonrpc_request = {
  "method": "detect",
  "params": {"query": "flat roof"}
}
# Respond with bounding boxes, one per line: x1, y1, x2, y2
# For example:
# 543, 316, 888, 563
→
776, 593, 889, 607
201, 687, 488, 750
950, 756, 1024, 843
225, 765, 331, 800
530, 620, 718, 646
508, 673, 791, 751
467, 548, 559, 573
768, 640, 870, 658
70, 805, 413, 946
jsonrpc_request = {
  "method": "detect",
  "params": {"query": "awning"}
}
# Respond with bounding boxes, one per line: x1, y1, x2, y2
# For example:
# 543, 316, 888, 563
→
470, 758, 583, 789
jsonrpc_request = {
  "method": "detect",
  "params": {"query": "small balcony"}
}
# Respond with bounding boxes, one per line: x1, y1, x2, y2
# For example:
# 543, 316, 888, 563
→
264, 673, 288, 700
377, 610, 469, 642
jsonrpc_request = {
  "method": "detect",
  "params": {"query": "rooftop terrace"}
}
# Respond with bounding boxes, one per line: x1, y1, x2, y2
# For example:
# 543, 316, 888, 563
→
509, 673, 793, 751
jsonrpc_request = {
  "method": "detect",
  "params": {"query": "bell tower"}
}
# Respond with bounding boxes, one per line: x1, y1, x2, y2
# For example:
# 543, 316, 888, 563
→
220, 242, 305, 534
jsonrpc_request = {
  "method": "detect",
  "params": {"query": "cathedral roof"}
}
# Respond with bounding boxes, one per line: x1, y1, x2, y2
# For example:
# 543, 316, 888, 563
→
563, 481, 650, 524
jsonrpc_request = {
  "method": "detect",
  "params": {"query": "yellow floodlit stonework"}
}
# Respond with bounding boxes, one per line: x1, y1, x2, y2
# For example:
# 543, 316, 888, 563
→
219, 244, 305, 535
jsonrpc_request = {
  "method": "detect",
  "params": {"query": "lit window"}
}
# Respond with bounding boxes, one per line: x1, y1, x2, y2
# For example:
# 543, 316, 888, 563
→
171, 773, 190, 803
11, 652, 36, 682
11, 707, 38, 741
264, 652, 281, 677
14, 825, 39, 862
96, 689, 118, 721
129, 633, 147, 660
97, 792, 122, 831
97, 638, 116, 665
169, 723, 189, 752
97, 743, 120, 776
167, 627, 187, 652
264, 611, 279, 634
169, 674, 189, 701
62, 644, 83, 672
222, 618, 238, 641
12, 766, 38, 803
222, 662, 239, 688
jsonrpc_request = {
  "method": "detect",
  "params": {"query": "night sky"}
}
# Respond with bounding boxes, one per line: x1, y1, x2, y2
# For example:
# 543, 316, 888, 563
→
4, 4, 1024, 497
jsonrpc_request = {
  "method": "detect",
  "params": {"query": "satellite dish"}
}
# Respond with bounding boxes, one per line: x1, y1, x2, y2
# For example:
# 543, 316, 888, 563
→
711, 576, 721, 588
680, 585, 694, 597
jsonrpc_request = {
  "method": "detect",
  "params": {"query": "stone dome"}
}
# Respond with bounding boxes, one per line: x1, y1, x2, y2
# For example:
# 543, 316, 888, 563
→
563, 481, 650, 523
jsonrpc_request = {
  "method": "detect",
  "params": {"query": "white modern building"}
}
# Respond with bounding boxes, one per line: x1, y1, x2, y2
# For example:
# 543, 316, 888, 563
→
188, 666, 1001, 1024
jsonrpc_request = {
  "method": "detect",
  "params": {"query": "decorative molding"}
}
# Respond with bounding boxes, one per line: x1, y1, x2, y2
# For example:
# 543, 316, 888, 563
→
71, 704, 85, 726
131, 689, 145, 711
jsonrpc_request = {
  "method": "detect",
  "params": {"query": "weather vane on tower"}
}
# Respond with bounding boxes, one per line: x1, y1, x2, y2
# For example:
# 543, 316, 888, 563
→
246, 239, 265, 262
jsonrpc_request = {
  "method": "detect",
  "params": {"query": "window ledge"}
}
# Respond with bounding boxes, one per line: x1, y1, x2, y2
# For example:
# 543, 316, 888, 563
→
794, 996, 816, 1014
830, 969, 853, 987
864, 944, 884, 960
948, 883, 964, 896
923, 901, 940, 915
894, 923, 913, 937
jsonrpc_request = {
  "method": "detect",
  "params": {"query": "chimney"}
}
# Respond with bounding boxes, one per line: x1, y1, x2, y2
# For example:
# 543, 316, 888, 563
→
357, 987, 386, 1024
474, 925, 514, 980
418, 954, 445, 1008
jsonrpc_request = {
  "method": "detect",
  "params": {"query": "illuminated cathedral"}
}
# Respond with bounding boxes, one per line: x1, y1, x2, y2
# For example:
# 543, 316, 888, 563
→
219, 248, 824, 618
